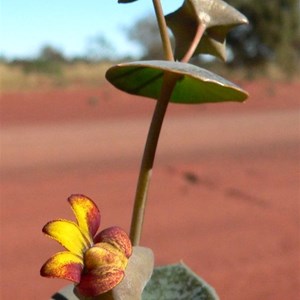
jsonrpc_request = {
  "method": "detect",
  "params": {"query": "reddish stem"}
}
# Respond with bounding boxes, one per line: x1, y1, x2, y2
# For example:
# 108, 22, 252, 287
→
181, 23, 206, 63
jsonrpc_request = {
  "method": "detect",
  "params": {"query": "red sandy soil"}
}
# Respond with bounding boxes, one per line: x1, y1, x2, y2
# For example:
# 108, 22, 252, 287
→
1, 79, 299, 299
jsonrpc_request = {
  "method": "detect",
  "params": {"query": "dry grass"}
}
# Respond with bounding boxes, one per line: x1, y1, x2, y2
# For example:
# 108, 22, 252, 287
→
1, 60, 298, 93
0, 62, 111, 92
62, 62, 111, 85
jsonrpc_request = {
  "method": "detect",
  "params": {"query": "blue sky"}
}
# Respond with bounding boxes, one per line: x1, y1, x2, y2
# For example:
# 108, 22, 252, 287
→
1, 0, 183, 59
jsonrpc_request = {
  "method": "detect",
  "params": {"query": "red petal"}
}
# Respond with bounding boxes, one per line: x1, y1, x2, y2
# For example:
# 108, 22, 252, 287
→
40, 251, 83, 283
76, 267, 124, 297
94, 226, 132, 258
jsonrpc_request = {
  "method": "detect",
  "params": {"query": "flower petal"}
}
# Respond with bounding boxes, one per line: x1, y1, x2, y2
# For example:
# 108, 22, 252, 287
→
40, 251, 83, 283
68, 194, 100, 240
76, 267, 124, 297
43, 220, 90, 257
84, 243, 128, 272
94, 226, 132, 258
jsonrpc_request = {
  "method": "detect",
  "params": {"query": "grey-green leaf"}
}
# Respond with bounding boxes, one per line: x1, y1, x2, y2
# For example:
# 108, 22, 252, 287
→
187, 0, 248, 29
166, 0, 248, 61
106, 60, 248, 104
111, 247, 154, 300
51, 262, 218, 300
142, 263, 219, 300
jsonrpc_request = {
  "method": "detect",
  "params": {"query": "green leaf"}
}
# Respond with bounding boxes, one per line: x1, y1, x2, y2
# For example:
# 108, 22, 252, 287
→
166, 0, 248, 61
142, 263, 219, 300
106, 60, 248, 104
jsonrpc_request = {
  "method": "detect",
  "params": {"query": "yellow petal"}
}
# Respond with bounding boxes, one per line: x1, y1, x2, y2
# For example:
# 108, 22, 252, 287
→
76, 266, 124, 297
84, 243, 128, 272
68, 194, 100, 242
94, 226, 132, 258
40, 251, 83, 283
43, 219, 90, 257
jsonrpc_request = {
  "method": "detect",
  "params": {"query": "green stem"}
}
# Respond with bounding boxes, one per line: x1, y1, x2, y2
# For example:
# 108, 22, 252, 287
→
152, 0, 174, 61
129, 0, 175, 246
129, 72, 178, 245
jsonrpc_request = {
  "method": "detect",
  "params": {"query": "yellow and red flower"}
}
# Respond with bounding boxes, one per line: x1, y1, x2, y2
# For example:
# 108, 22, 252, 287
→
40, 194, 132, 297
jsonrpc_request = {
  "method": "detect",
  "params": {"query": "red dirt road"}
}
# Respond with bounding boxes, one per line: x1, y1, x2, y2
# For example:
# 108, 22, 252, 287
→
1, 80, 300, 299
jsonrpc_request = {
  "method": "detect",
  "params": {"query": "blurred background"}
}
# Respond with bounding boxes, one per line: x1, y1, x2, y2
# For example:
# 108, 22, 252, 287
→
1, 1, 300, 299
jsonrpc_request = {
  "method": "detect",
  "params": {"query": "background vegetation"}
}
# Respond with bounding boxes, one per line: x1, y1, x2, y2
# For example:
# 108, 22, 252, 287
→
1, 0, 299, 91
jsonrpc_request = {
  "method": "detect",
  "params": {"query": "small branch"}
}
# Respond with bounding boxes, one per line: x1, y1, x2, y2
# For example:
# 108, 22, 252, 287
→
130, 73, 178, 246
181, 23, 206, 63
152, 0, 174, 61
